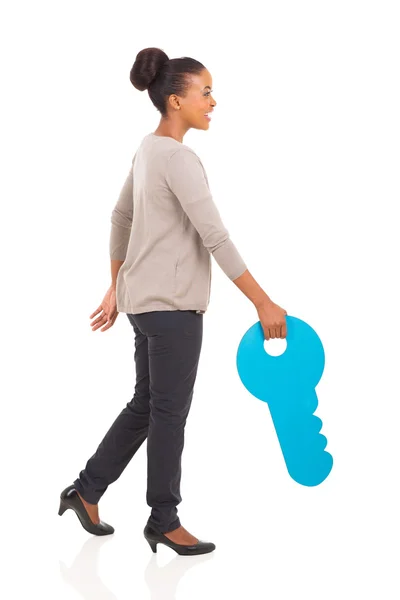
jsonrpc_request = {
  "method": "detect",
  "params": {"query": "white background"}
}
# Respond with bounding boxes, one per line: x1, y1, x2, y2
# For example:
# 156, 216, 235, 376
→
1, 1, 399, 598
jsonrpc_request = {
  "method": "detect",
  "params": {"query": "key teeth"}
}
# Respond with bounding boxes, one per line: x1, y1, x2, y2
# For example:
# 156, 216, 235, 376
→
319, 433, 328, 450
281, 433, 333, 486
311, 414, 323, 433
287, 449, 333, 487
271, 408, 333, 486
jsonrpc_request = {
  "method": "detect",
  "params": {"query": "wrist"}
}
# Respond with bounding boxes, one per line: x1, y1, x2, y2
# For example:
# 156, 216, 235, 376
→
254, 295, 273, 310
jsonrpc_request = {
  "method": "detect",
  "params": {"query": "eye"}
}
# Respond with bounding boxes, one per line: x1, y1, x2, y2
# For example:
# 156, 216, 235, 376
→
205, 90, 213, 96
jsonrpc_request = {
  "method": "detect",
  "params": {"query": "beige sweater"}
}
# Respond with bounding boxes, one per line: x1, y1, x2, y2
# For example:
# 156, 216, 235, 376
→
109, 133, 247, 314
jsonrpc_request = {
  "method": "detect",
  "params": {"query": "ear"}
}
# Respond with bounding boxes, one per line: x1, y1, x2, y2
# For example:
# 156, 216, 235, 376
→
168, 94, 181, 111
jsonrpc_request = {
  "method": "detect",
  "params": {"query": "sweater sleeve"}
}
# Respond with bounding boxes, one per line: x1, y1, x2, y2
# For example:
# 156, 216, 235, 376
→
109, 155, 135, 261
166, 147, 247, 281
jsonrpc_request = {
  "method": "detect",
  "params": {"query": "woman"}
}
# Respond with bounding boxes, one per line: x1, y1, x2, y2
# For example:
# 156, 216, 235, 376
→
58, 47, 287, 556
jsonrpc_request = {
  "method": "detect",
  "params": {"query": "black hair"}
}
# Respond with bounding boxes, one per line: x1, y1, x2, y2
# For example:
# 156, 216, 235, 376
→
130, 47, 206, 117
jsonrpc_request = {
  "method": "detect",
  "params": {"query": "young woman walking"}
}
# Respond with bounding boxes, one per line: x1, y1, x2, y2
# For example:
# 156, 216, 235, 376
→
58, 47, 287, 556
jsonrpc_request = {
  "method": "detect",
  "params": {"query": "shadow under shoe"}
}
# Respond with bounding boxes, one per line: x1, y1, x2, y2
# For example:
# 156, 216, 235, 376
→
58, 484, 114, 536
143, 523, 215, 556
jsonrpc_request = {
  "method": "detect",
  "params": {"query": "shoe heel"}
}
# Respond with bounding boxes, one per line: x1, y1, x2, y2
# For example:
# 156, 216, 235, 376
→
146, 537, 157, 553
58, 500, 68, 516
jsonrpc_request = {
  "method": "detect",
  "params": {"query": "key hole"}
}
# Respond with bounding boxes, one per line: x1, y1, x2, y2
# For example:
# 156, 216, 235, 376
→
263, 338, 287, 357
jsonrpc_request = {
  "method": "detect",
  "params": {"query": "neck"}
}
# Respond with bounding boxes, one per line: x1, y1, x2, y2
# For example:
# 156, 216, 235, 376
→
153, 117, 189, 143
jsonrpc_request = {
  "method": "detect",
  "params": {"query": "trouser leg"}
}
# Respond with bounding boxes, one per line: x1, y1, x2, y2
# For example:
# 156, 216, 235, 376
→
73, 316, 151, 504
132, 310, 203, 534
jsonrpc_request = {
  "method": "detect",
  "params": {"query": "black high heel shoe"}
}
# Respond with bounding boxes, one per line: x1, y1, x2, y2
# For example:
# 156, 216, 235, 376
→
143, 523, 215, 556
58, 484, 114, 536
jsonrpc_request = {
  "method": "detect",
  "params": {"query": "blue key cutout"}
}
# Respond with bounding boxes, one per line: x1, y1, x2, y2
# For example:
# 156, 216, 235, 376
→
236, 315, 333, 487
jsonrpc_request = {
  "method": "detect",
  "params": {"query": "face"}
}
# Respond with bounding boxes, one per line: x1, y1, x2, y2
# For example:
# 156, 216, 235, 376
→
169, 68, 217, 130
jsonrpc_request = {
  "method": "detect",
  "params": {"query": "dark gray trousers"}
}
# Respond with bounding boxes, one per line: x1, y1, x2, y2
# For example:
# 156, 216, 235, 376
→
73, 309, 203, 533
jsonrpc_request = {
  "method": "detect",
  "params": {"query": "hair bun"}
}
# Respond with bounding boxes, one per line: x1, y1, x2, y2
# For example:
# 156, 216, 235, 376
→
130, 47, 169, 91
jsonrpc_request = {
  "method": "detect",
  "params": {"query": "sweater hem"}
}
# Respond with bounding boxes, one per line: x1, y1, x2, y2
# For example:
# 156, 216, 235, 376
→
117, 302, 208, 315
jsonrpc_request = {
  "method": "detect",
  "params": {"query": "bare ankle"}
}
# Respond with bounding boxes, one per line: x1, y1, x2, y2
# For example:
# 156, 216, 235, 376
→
164, 525, 198, 545
77, 491, 95, 506
77, 491, 100, 524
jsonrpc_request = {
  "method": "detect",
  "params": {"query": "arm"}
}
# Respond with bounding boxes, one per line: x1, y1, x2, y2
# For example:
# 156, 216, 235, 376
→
165, 148, 271, 306
111, 259, 124, 288
109, 155, 135, 287
231, 268, 271, 308
166, 148, 247, 280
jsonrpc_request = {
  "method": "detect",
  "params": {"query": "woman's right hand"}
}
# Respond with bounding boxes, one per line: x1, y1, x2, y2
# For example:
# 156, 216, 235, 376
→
256, 299, 288, 340
89, 285, 119, 332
